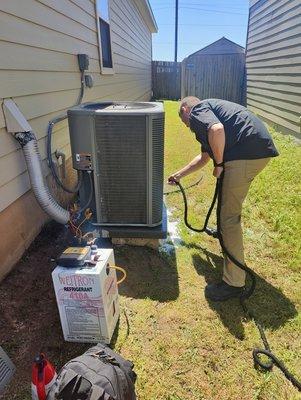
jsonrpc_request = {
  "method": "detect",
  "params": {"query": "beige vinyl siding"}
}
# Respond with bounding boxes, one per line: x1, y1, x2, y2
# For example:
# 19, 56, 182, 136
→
0, 0, 153, 213
246, 0, 301, 136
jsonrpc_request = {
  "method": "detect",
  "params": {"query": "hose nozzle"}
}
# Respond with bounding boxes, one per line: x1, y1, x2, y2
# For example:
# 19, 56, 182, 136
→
205, 227, 218, 238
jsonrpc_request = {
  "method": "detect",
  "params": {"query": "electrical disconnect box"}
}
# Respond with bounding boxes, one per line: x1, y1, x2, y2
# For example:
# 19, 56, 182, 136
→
77, 54, 89, 72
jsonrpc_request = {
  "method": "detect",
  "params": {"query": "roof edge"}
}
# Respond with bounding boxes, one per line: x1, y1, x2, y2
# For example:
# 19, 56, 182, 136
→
132, 0, 158, 33
187, 37, 245, 58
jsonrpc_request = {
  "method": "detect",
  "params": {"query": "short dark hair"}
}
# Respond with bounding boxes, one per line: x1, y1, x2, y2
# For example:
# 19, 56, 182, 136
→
179, 96, 201, 115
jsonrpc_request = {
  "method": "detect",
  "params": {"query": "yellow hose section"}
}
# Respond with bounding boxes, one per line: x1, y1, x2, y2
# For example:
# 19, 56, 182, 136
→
110, 265, 127, 285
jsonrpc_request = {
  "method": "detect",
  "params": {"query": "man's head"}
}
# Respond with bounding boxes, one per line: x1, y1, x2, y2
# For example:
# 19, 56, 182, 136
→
178, 96, 201, 127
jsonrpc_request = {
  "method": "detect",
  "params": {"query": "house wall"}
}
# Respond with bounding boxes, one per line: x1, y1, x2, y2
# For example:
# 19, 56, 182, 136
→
249, 0, 260, 7
246, 0, 301, 136
0, 0, 153, 280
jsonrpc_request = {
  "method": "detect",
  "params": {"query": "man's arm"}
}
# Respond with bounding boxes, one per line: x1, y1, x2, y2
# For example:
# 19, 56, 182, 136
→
208, 123, 225, 178
168, 152, 210, 184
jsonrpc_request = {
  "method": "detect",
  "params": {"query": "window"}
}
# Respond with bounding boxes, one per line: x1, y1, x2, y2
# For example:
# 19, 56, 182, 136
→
96, 0, 114, 73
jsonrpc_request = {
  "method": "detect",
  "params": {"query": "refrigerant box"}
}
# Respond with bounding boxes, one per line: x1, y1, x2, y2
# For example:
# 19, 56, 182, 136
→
52, 248, 119, 344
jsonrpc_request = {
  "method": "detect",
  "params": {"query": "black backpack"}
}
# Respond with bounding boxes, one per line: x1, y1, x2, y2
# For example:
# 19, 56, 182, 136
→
46, 344, 137, 400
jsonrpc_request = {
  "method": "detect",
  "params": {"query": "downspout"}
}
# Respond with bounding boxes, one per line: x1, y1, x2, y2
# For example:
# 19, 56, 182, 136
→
2, 100, 70, 225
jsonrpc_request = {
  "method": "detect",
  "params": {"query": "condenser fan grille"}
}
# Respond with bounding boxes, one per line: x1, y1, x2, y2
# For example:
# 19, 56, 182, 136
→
95, 115, 147, 224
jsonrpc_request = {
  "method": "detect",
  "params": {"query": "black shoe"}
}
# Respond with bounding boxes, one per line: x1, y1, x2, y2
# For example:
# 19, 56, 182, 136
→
205, 281, 245, 302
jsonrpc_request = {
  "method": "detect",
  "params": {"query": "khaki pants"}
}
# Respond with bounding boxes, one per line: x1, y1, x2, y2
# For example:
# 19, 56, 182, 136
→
220, 158, 270, 287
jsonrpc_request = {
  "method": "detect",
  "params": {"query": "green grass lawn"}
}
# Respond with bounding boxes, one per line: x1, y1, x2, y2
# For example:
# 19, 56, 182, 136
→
114, 101, 301, 400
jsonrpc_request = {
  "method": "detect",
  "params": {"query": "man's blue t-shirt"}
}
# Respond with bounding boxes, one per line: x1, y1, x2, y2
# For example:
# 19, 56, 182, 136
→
189, 99, 279, 162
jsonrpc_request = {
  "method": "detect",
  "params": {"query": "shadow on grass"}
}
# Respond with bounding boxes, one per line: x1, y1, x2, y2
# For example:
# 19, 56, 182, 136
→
187, 243, 297, 340
114, 244, 179, 302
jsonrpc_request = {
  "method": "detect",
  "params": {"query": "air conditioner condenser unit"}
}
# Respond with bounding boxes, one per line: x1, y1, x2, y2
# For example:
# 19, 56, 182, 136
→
67, 102, 165, 227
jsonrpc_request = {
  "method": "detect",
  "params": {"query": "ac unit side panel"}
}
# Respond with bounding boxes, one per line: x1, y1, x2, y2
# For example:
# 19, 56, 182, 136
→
67, 113, 94, 171
151, 116, 165, 224
94, 115, 148, 225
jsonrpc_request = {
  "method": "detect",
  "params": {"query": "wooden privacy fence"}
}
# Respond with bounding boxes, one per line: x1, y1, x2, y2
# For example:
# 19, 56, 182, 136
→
152, 61, 181, 100
182, 53, 246, 105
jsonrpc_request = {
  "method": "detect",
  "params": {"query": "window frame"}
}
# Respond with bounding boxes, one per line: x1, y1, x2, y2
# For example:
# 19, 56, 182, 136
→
96, 0, 114, 75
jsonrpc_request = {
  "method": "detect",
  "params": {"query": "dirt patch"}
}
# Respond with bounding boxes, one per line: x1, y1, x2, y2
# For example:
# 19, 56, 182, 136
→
0, 221, 174, 399
0, 222, 84, 399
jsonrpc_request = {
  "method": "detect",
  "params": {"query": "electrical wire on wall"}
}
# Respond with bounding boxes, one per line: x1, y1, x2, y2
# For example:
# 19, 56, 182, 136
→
46, 56, 89, 194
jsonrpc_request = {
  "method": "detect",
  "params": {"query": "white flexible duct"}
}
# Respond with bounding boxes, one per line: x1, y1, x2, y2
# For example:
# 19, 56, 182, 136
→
19, 132, 70, 224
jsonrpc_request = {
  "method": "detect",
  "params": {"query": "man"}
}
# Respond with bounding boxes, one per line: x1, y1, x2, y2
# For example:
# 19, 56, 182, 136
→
168, 97, 279, 301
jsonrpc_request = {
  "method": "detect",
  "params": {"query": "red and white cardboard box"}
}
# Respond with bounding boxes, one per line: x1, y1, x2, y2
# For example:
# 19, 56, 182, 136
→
52, 248, 119, 343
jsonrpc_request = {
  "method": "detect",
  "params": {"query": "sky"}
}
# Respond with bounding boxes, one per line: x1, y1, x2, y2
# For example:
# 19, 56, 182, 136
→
148, 0, 249, 61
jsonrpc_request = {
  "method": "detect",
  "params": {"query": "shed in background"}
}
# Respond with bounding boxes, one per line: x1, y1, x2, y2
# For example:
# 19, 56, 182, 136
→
181, 37, 246, 105
246, 0, 301, 136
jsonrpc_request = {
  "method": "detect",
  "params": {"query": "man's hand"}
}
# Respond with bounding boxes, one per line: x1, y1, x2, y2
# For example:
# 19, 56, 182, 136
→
167, 173, 181, 185
213, 166, 224, 178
